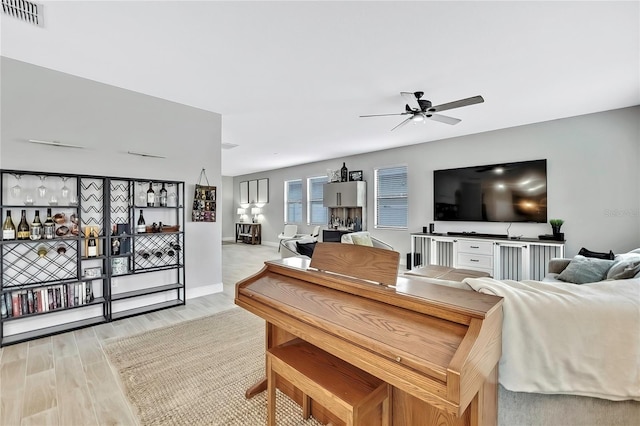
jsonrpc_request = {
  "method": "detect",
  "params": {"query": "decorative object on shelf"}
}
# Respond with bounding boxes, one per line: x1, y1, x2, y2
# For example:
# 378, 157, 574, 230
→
237, 208, 246, 222
251, 207, 261, 223
84, 226, 100, 257
549, 218, 565, 241
83, 267, 101, 278
326, 169, 340, 183
192, 168, 216, 222
111, 258, 128, 276
349, 170, 363, 181
55, 225, 70, 237
340, 162, 348, 182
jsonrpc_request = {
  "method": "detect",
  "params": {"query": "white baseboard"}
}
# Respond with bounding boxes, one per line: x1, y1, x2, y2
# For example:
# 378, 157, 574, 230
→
186, 282, 223, 300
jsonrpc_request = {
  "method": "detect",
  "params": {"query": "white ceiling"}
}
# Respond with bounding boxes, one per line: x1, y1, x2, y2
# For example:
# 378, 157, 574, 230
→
1, 1, 639, 176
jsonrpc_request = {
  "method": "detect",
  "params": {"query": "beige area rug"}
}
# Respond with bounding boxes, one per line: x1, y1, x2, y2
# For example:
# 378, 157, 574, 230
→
104, 308, 322, 426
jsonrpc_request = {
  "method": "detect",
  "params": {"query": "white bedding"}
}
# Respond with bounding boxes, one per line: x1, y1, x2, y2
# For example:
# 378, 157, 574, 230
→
465, 277, 640, 401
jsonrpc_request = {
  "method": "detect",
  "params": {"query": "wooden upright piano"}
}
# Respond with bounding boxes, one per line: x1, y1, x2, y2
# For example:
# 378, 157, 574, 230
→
235, 243, 503, 426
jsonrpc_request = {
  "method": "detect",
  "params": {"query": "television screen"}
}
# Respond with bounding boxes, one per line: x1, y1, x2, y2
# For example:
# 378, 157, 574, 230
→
434, 159, 547, 223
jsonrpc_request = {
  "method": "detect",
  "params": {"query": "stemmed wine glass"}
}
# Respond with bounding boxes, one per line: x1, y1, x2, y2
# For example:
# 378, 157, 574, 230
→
167, 183, 177, 207
60, 176, 70, 202
10, 174, 22, 200
37, 175, 48, 200
137, 182, 147, 206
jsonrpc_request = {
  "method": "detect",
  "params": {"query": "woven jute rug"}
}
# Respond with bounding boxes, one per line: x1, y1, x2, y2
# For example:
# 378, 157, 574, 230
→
104, 308, 322, 426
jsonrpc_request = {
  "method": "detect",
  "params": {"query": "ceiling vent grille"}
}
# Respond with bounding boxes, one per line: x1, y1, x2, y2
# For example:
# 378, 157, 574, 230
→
2, 0, 43, 27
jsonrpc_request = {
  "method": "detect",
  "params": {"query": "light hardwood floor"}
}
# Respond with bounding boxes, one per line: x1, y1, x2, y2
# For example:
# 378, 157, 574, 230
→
0, 242, 280, 426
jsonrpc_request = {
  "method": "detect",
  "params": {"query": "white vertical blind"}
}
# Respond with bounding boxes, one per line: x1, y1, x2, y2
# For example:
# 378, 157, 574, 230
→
285, 179, 303, 223
375, 165, 408, 228
307, 176, 328, 225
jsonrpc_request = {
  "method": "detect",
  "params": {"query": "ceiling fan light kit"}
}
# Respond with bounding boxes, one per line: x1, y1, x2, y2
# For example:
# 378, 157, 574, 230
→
361, 91, 484, 131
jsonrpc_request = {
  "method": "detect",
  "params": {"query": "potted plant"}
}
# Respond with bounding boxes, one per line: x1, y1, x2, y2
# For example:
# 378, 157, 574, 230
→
549, 219, 564, 240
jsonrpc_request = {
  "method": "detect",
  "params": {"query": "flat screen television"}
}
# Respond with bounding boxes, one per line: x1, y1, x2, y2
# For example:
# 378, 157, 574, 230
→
434, 159, 547, 223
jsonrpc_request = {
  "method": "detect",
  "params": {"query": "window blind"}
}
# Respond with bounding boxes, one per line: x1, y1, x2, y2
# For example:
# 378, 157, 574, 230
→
285, 179, 303, 223
307, 176, 328, 225
375, 165, 408, 228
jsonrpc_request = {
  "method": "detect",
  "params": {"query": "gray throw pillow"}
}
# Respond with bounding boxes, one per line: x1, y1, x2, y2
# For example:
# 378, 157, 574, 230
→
607, 258, 640, 280
557, 255, 615, 284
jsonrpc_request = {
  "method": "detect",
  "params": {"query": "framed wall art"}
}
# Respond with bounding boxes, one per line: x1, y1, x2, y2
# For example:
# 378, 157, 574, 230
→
349, 170, 363, 181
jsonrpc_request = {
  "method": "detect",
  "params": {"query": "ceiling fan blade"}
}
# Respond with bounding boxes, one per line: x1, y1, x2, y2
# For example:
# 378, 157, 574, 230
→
400, 92, 421, 111
390, 117, 413, 131
360, 112, 409, 118
429, 95, 484, 113
427, 113, 461, 125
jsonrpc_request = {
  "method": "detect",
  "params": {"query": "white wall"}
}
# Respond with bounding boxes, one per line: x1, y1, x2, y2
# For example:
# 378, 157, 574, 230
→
231, 106, 640, 259
1, 57, 223, 297
221, 175, 235, 241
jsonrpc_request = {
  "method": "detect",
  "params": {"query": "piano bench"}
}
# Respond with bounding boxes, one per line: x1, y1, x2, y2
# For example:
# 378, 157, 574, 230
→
267, 338, 390, 426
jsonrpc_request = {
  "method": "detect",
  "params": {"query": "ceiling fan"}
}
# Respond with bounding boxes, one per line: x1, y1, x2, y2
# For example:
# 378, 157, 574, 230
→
360, 92, 484, 131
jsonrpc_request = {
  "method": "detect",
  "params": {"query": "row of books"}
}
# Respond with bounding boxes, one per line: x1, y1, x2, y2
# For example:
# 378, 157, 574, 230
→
1, 282, 95, 319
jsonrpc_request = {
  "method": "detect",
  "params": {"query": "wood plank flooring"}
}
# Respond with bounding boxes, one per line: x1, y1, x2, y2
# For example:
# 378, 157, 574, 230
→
0, 242, 279, 426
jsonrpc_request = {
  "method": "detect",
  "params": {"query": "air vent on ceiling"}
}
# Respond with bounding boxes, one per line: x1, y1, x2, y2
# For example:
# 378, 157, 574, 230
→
2, 0, 43, 27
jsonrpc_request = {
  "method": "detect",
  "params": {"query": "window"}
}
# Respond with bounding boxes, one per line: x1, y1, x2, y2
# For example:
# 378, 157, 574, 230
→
375, 165, 408, 229
284, 179, 303, 223
307, 176, 328, 225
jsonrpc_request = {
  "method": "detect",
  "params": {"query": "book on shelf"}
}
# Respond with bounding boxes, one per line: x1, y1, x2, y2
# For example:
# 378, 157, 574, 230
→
5, 292, 13, 317
20, 292, 28, 316
86, 281, 94, 303
1, 294, 6, 319
13, 293, 21, 317
27, 290, 34, 314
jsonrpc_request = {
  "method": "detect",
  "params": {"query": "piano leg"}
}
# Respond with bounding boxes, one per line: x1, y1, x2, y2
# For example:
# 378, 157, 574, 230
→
245, 378, 267, 399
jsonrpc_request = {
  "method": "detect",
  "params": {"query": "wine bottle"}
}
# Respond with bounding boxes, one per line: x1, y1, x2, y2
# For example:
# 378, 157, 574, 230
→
111, 225, 121, 255
17, 210, 30, 240
57, 245, 67, 255
36, 243, 48, 258
166, 246, 175, 257
30, 210, 43, 240
43, 208, 55, 240
138, 250, 150, 259
2, 210, 16, 240
136, 210, 146, 233
154, 248, 163, 258
159, 183, 167, 207
340, 162, 348, 182
87, 229, 97, 257
146, 182, 155, 207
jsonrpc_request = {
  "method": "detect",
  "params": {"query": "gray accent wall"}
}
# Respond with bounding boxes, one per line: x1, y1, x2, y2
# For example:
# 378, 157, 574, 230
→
229, 106, 640, 260
1, 57, 223, 297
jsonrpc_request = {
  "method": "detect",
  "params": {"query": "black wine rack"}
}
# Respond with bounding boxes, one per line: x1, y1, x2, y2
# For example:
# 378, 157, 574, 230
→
0, 169, 186, 347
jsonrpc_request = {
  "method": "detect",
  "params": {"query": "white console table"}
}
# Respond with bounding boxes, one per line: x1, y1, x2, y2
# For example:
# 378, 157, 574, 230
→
410, 233, 565, 281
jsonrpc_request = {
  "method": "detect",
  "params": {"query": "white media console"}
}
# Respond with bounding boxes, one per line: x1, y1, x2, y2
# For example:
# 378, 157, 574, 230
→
410, 233, 565, 281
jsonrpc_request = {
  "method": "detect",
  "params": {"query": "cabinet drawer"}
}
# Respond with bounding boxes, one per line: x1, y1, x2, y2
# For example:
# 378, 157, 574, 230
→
457, 240, 494, 255
457, 253, 493, 270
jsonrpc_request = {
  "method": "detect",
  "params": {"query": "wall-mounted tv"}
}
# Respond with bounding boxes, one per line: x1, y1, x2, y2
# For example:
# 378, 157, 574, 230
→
434, 159, 547, 223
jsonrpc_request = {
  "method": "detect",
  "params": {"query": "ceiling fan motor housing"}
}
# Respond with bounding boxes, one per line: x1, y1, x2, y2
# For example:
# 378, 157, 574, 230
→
418, 99, 432, 111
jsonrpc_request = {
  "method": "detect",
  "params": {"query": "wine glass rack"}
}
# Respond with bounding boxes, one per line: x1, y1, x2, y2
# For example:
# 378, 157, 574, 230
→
0, 169, 186, 346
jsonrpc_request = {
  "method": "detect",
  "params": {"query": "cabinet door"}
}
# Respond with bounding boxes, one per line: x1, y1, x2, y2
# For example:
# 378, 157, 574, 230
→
323, 183, 341, 207
323, 182, 365, 207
